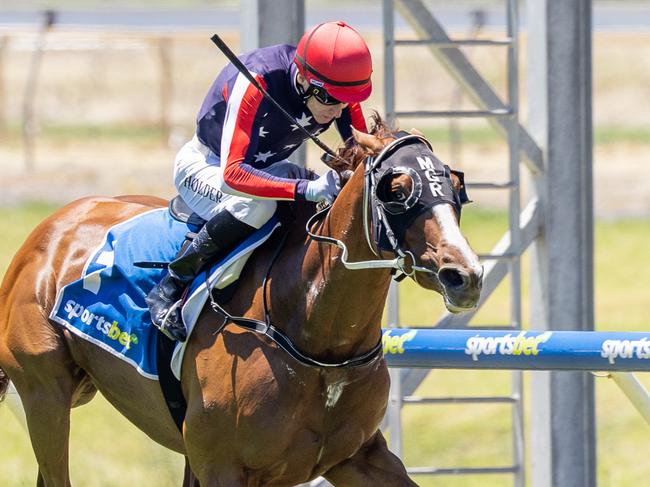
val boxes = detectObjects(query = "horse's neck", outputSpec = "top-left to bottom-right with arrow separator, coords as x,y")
289,170 -> 392,360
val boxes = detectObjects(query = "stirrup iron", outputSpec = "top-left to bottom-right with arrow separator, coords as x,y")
156,300 -> 187,342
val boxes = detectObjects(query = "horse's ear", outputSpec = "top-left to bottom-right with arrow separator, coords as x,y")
450,171 -> 462,194
450,168 -> 472,205
409,127 -> 424,137
351,126 -> 384,153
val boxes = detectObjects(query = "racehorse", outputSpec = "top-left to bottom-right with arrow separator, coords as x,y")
0,115 -> 482,486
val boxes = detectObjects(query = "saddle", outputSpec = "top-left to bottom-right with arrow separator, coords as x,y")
49,198 -> 282,431
168,195 -> 206,228
164,196 -> 241,304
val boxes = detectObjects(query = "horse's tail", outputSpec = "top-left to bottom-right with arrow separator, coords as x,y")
0,366 -> 9,403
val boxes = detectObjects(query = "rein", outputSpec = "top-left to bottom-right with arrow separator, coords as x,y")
207,230 -> 383,369
306,207 -> 421,277
203,135 -> 457,369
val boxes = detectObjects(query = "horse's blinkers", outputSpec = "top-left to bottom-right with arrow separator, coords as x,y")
367,133 -> 470,252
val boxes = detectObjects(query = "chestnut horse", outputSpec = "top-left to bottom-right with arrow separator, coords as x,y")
0,118 -> 482,486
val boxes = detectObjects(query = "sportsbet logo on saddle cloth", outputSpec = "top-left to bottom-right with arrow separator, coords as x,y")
49,208 -> 279,379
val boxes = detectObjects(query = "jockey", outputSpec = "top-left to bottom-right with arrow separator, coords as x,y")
146,21 -> 373,341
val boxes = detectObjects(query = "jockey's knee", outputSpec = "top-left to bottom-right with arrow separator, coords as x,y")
223,199 -> 277,229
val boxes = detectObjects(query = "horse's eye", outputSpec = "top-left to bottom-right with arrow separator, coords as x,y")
393,189 -> 407,202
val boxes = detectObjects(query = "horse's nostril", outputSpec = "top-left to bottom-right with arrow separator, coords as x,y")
438,267 -> 468,289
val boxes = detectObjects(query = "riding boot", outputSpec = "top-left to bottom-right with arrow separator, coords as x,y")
146,210 -> 256,342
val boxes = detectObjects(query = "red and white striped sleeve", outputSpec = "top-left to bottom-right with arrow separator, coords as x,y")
348,102 -> 368,133
219,72 -> 304,200
334,102 -> 368,142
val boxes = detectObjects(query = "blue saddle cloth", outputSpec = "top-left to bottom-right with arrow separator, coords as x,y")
49,208 -> 279,379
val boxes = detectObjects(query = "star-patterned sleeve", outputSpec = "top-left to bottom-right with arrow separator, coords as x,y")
219,72 -> 309,201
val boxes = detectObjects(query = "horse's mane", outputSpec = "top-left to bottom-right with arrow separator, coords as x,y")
332,112 -> 395,172
276,112 -> 394,227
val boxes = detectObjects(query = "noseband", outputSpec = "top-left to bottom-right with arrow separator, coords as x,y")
307,133 -> 467,279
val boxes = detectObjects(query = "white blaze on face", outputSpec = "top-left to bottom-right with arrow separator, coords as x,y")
432,204 -> 482,275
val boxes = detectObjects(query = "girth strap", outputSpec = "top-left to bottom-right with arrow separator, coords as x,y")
156,331 -> 187,432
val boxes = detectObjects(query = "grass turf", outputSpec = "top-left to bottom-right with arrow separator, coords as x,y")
0,203 -> 648,486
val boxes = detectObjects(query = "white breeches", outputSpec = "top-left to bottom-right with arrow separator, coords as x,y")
173,135 -> 313,229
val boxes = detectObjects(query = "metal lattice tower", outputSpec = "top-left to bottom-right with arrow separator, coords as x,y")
383,0 -> 525,484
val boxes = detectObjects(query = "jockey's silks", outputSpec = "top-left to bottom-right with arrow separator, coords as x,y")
196,44 -> 367,201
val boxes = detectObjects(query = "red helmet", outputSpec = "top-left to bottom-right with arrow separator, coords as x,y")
294,21 -> 372,104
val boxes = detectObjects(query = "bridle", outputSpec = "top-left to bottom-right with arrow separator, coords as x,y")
306,134 -> 464,280
208,134 -> 467,369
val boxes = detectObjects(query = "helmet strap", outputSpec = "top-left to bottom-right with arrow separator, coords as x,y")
295,73 -> 314,104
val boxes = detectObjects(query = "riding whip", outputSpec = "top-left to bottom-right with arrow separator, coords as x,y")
210,34 -> 349,168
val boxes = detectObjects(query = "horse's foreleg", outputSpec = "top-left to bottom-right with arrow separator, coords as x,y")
182,457 -> 200,487
323,430 -> 418,487
185,453 -> 258,487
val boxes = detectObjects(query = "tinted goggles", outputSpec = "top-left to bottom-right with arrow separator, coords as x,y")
306,83 -> 343,105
